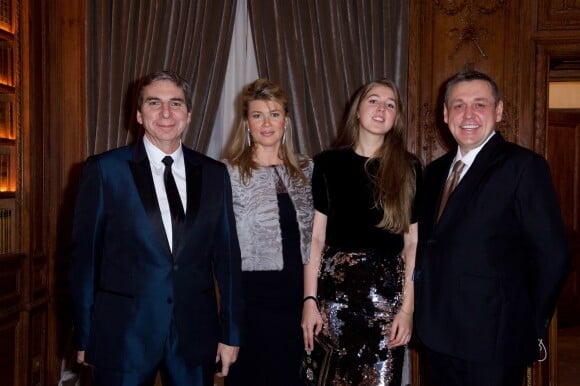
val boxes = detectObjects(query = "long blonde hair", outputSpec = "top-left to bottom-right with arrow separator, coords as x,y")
334,79 -> 417,233
224,78 -> 308,185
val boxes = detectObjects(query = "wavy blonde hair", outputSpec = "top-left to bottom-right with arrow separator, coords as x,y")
223,78 -> 308,185
334,79 -> 418,233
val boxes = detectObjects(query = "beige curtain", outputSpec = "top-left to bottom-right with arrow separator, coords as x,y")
248,0 -> 409,156
86,0 -> 237,155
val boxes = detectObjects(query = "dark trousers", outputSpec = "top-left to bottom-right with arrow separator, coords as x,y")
93,321 -> 214,386
427,349 -> 526,386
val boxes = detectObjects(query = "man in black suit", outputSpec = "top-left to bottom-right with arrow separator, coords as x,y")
414,70 -> 570,386
69,71 -> 243,386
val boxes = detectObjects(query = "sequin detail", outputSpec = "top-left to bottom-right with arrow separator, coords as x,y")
318,248 -> 405,386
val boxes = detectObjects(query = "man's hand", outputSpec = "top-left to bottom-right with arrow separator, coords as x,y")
215,343 -> 239,377
76,350 -> 89,366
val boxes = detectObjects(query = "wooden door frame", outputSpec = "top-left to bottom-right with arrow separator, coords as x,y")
533,38 -> 580,155
533,37 -> 580,386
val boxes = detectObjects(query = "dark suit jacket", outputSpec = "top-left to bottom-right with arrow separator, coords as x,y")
69,140 -> 243,371
414,133 -> 570,365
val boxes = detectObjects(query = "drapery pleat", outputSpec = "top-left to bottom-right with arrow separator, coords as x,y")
86,0 -> 237,155
248,1 -> 409,156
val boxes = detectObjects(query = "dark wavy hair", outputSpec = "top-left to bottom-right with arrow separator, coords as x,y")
137,70 -> 192,112
444,70 -> 501,106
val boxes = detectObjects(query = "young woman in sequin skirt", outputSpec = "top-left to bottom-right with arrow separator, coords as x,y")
302,79 -> 421,386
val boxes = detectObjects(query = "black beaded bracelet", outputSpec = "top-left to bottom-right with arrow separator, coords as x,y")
303,296 -> 319,308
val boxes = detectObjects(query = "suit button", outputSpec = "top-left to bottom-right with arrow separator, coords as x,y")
173,264 -> 179,271
167,298 -> 173,304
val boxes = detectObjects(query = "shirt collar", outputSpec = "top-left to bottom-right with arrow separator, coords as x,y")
143,136 -> 184,168
454,131 -> 496,167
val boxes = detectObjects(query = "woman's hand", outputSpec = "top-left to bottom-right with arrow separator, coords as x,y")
388,309 -> 413,348
301,299 -> 324,351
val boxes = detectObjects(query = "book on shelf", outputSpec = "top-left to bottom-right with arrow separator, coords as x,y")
0,0 -> 12,32
0,94 -> 12,138
0,206 -> 12,253
0,150 -> 9,191
0,40 -> 13,86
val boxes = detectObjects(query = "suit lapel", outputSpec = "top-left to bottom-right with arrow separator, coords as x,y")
184,150 -> 202,222
437,133 -> 506,228
129,141 -> 172,256
173,148 -> 202,258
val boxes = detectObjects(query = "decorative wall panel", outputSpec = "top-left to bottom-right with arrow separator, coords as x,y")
538,0 -> 580,30
408,0 -> 533,164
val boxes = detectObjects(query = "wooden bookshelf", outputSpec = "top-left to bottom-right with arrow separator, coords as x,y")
0,3 -> 21,385
0,0 -> 16,256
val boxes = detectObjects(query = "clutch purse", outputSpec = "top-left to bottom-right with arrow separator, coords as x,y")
300,335 -> 338,386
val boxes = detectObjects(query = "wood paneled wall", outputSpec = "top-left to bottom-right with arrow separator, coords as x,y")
408,0 -> 536,163
42,0 -> 87,384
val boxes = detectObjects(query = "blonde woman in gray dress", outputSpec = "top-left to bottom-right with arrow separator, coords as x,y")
223,79 -> 314,386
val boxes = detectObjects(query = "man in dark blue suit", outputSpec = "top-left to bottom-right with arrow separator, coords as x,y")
69,71 -> 243,386
414,70 -> 570,386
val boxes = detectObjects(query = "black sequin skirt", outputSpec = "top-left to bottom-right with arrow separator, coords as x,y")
318,247 -> 405,386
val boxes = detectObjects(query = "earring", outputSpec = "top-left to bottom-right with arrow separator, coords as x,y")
282,121 -> 288,144
244,121 -> 251,147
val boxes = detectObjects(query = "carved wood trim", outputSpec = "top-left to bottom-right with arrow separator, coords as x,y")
29,305 -> 47,386
535,46 -> 549,155
433,0 -> 509,60
408,0 -> 525,166
0,253 -> 24,314
0,311 -> 23,386
538,0 -> 580,31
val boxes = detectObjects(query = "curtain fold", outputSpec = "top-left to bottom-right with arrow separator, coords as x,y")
86,0 -> 237,155
207,0 -> 259,159
248,0 -> 409,156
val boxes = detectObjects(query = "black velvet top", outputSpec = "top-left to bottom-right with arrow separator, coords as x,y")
312,147 -> 421,256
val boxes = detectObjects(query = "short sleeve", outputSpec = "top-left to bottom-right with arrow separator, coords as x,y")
312,152 -> 329,215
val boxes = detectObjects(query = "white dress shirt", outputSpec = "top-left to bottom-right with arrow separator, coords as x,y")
143,136 -> 187,250
449,131 -> 496,181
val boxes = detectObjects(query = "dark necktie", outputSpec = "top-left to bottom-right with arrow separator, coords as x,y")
436,160 -> 465,222
162,156 -> 185,229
